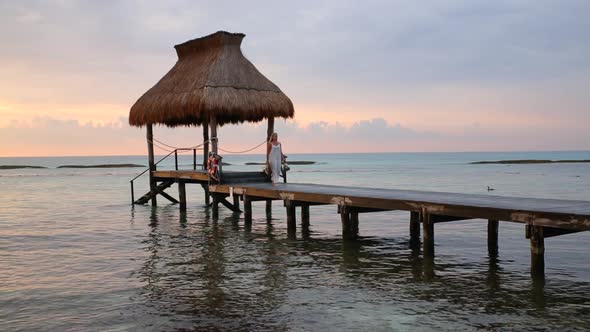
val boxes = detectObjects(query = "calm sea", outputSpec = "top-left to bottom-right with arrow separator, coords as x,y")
1,151 -> 589,331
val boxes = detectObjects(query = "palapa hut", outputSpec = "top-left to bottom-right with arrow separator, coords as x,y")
129,31 -> 294,206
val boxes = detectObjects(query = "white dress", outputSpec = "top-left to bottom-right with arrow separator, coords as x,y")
269,143 -> 282,183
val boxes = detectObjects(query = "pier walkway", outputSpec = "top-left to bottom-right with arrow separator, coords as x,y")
136,170 -> 590,277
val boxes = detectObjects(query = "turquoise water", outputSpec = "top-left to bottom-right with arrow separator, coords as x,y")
1,151 -> 589,331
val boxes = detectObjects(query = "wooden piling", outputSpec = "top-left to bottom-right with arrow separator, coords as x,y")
301,203 -> 310,229
529,225 -> 545,277
201,183 -> 211,206
178,181 -> 186,211
350,209 -> 359,236
212,194 -> 219,219
340,205 -> 357,240
244,195 -> 252,224
286,200 -> 296,233
488,219 -> 499,256
146,124 -> 157,207
266,199 -> 272,216
422,210 -> 434,257
233,195 -> 240,211
410,211 -> 420,248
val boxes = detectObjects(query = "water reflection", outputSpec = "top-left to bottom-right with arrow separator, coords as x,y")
131,209 -> 590,331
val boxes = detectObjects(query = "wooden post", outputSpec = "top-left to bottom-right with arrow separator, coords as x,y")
233,195 -> 240,211
488,219 -> 499,256
301,203 -> 310,229
529,225 -> 545,278
266,200 -> 272,216
410,211 -> 420,249
422,210 -> 434,257
146,124 -> 157,207
350,209 -> 359,238
267,116 -> 275,140
340,205 -> 356,240
212,194 -> 219,219
203,119 -> 209,170
266,116 -> 274,173
210,116 -> 218,155
201,183 -> 210,206
178,181 -> 186,211
244,195 -> 252,224
285,200 -> 296,233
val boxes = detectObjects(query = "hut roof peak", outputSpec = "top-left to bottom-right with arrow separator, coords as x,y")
174,31 -> 245,58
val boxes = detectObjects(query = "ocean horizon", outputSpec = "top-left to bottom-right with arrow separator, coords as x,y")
2,150 -> 589,331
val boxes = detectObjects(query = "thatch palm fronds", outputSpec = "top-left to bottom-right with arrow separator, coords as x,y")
129,31 -> 294,127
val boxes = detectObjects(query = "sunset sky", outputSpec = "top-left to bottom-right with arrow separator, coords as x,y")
1,0 -> 589,156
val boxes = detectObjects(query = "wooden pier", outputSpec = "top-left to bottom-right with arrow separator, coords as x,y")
134,170 -> 590,278
126,32 -> 589,280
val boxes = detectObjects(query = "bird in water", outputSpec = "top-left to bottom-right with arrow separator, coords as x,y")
487,186 -> 495,191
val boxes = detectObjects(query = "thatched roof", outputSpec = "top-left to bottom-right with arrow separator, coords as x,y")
129,31 -> 294,127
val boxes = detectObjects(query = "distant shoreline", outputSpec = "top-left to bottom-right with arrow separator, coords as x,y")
471,159 -> 590,165
0,165 -> 48,170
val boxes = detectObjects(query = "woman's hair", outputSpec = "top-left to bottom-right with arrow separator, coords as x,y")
269,132 -> 278,143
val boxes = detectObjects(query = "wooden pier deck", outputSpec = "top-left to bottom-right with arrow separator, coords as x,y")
140,170 -> 590,277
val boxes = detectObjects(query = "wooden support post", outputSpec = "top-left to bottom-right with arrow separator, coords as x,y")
266,199 -> 272,216
422,210 -> 434,257
210,116 -> 218,155
285,200 -> 296,233
212,194 -> 219,219
488,219 -> 499,256
301,203 -> 310,229
201,183 -> 210,206
233,195 -> 240,211
146,124 -> 157,207
409,211 -> 420,249
350,209 -> 359,236
529,225 -> 545,278
244,195 -> 252,224
267,116 -> 275,140
340,205 -> 356,240
178,181 -> 186,211
203,119 -> 209,170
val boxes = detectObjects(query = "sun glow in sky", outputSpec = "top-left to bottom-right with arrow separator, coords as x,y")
1,1 -> 589,156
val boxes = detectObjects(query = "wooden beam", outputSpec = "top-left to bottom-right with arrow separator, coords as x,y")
526,225 -> 582,238
146,124 -> 156,207
349,207 -> 392,213
431,214 -> 472,223
422,211 -> 434,257
528,225 -> 545,277
154,186 -> 179,204
488,219 -> 499,256
178,181 -> 186,211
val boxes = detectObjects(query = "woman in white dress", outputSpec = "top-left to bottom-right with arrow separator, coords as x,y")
266,132 -> 286,186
